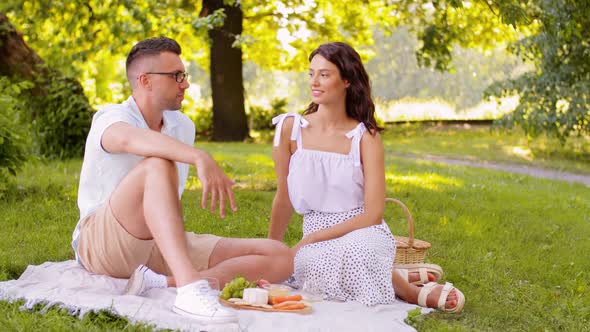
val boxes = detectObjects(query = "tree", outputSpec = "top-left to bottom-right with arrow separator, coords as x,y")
2,0 -> 531,141
197,0 -> 389,140
0,13 -> 44,87
365,27 -> 521,110
0,13 -> 92,158
0,1 -> 233,138
401,0 -> 589,141
201,0 -> 249,141
486,0 -> 590,141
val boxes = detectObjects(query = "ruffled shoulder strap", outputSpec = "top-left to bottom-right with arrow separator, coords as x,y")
271,112 -> 310,148
345,122 -> 367,166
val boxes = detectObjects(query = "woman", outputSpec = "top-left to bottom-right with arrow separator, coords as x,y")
269,42 -> 464,312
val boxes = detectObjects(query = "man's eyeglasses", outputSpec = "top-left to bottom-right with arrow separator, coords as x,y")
144,71 -> 188,83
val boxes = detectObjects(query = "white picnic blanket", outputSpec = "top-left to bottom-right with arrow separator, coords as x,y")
0,261 -> 429,331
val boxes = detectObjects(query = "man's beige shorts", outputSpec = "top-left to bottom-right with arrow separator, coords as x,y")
77,202 -> 221,278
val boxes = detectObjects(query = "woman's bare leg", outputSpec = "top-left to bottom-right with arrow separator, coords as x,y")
161,238 -> 292,287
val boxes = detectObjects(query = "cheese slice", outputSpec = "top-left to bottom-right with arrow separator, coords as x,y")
243,288 -> 269,305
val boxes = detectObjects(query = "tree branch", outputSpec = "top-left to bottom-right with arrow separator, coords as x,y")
478,0 -> 498,16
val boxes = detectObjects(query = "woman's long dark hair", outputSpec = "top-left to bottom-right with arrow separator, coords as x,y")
304,42 -> 383,134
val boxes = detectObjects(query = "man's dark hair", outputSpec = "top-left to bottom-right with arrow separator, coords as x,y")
126,37 -> 182,74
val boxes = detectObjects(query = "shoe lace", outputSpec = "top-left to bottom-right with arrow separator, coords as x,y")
191,283 -> 223,309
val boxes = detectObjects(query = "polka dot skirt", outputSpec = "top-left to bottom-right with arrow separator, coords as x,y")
293,206 -> 397,306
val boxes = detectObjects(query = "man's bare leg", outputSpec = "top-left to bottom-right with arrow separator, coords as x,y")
110,157 -> 200,286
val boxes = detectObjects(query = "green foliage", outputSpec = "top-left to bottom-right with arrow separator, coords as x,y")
383,0 -> 524,72
2,0 -> 214,107
183,103 -> 213,140
388,0 -> 588,142
194,107 -> 214,139
0,77 -> 30,197
23,72 -> 94,159
417,17 -> 457,71
191,6 -> 226,31
486,0 -> 590,143
4,0 -> 587,144
248,98 -> 287,130
366,28 -> 522,110
241,1 -> 379,72
4,1 -> 402,102
1,1 -> 211,75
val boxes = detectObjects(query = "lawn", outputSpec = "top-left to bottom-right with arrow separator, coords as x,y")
1,124 -> 589,331
383,123 -> 590,174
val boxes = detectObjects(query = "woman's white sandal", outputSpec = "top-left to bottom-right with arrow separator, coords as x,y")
395,263 -> 444,286
417,282 -> 465,313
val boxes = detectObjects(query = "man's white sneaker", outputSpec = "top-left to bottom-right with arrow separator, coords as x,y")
123,265 -> 166,296
173,280 -> 237,324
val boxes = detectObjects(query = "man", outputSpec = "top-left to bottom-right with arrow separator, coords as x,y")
72,37 -> 292,324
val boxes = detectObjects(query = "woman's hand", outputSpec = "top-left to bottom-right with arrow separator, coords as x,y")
290,233 -> 318,255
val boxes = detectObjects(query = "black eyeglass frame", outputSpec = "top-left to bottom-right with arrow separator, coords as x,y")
144,71 -> 188,83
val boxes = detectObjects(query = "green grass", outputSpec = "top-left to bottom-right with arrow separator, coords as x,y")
1,125 -> 589,331
383,123 -> 590,174
0,301 -> 158,331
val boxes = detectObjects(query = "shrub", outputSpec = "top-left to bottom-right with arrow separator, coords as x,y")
0,77 -> 30,197
248,98 -> 288,130
26,72 -> 94,159
183,101 -> 213,140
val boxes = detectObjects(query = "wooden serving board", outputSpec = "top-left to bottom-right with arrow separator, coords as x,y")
219,298 -> 312,315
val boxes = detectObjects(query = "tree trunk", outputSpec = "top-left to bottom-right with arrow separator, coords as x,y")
0,13 -> 47,96
202,0 -> 249,141
0,13 -> 92,158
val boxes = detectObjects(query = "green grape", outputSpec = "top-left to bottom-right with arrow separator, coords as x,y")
220,275 -> 256,300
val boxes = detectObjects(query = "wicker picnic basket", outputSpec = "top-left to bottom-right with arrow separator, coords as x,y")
386,198 -> 432,265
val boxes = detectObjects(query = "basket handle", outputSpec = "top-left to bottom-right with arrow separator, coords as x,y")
385,198 -> 414,247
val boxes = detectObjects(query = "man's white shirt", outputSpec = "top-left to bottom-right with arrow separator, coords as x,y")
72,96 -> 195,262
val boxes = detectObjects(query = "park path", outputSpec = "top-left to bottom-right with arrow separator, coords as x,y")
392,153 -> 590,187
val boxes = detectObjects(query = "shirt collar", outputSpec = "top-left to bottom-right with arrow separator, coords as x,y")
125,96 -> 180,131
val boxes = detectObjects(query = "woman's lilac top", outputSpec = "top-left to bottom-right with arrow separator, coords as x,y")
272,112 -> 366,215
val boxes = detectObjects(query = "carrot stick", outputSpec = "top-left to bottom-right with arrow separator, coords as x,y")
287,295 -> 303,302
269,296 -> 286,305
269,295 -> 303,305
272,300 -> 304,309
277,303 -> 306,310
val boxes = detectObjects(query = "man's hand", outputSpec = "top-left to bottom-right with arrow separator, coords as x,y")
195,153 -> 237,218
